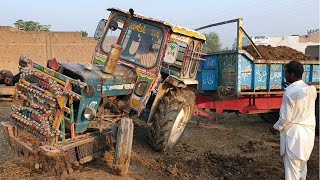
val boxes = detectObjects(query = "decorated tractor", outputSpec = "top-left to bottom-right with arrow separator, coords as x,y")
1,8 -> 205,175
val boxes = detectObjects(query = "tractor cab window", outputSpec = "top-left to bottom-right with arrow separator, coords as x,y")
121,21 -> 163,68
101,16 -> 125,53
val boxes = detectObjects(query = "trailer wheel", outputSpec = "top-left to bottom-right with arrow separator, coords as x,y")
113,117 -> 134,175
150,88 -> 195,152
258,111 -> 279,124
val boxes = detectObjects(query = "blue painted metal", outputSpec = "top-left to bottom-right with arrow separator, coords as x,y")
312,65 -> 320,89
198,50 -> 320,93
254,64 -> 267,91
197,70 -> 218,90
198,55 -> 219,90
201,55 -> 219,70
238,56 -> 252,91
60,62 -> 138,133
302,65 -> 310,83
269,64 -> 282,90
218,53 -> 237,87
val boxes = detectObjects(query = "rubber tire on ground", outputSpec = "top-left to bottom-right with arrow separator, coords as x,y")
150,88 -> 195,152
258,111 -> 279,124
0,70 -> 13,86
113,117 -> 134,175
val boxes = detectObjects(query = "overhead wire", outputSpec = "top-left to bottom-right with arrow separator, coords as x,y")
246,0 -> 314,22
192,0 -> 315,30
194,0 -> 315,37
191,0 -> 292,27
193,0 -> 316,49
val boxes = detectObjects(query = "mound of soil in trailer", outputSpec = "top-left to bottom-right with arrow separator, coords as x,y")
243,45 -> 315,60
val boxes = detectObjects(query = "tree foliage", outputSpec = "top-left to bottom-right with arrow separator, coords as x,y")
202,32 -> 222,53
80,31 -> 88,37
14,20 -> 51,31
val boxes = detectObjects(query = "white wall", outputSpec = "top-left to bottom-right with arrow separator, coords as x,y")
245,32 -> 320,54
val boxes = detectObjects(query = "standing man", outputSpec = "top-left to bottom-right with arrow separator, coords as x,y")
270,60 -> 317,180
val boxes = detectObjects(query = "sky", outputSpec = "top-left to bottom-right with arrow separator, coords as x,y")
0,0 -> 319,47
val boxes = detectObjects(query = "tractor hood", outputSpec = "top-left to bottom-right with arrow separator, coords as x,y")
60,62 -> 137,97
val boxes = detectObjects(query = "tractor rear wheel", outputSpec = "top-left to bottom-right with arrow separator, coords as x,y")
113,117 -> 134,175
150,88 -> 195,152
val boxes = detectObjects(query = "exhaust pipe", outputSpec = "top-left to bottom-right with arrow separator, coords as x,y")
103,8 -> 133,74
103,44 -> 123,74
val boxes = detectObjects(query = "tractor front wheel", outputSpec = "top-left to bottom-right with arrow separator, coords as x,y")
150,88 -> 195,152
113,117 -> 134,175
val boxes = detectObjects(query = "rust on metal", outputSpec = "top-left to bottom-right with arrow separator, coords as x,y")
103,44 -> 123,74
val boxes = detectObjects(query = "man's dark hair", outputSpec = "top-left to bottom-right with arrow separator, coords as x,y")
285,60 -> 304,79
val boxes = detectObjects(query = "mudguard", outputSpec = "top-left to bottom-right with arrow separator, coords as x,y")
147,76 -> 198,123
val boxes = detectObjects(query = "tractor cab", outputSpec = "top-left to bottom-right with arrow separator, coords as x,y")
92,8 -> 206,82
92,8 -> 165,71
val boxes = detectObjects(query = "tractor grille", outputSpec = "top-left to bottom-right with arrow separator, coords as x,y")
11,58 -> 86,143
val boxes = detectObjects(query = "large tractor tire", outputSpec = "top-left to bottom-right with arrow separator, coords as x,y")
113,117 -> 134,175
0,70 -> 13,86
150,88 -> 195,152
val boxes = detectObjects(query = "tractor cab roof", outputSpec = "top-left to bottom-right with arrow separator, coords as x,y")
107,8 -> 206,41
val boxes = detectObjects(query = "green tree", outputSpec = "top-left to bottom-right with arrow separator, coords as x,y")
80,31 -> 88,37
203,32 -> 222,53
14,20 -> 51,31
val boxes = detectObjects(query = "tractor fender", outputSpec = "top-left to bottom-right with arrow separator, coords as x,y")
147,76 -> 198,123
164,75 -> 198,88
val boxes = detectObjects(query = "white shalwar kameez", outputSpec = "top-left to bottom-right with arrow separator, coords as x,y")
273,80 -> 317,180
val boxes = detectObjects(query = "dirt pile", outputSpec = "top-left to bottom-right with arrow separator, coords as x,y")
243,45 -> 315,60
158,150 -> 277,180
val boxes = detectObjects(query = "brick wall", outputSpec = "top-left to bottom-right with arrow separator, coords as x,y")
0,26 -> 97,74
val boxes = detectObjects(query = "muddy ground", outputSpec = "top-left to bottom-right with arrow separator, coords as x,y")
0,101 -> 318,180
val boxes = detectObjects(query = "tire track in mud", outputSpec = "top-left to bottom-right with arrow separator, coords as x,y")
0,103 -> 318,180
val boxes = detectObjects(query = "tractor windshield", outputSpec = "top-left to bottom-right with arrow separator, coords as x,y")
101,15 -> 163,68
121,20 -> 163,68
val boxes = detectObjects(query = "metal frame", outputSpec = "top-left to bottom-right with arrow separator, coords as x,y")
194,94 -> 283,120
196,18 -> 262,57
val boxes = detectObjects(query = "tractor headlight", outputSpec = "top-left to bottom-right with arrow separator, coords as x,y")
134,81 -> 148,97
83,107 -> 96,121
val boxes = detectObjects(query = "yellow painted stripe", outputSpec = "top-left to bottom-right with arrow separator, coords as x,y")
34,69 -> 66,85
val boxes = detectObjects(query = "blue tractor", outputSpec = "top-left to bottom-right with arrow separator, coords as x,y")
1,8 -> 206,175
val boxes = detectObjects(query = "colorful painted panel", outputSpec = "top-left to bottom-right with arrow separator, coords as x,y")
254,64 -> 267,90
269,64 -> 282,90
130,69 -> 156,113
218,54 -> 237,87
197,55 -> 218,90
302,65 -> 310,82
197,70 -> 218,90
201,54 -> 218,70
238,55 -> 252,92
108,8 -> 206,41
311,64 -> 319,89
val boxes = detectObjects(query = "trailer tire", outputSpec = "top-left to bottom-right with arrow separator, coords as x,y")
150,88 -> 195,152
258,111 -> 279,124
113,117 -> 134,175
